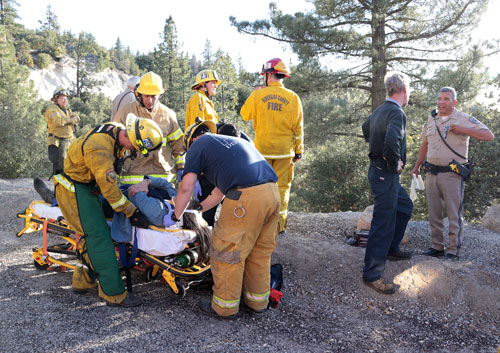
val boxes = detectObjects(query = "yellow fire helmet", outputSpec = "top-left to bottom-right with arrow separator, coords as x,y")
192,69 -> 222,90
184,117 -> 217,150
125,113 -> 163,157
52,87 -> 70,100
136,72 -> 165,96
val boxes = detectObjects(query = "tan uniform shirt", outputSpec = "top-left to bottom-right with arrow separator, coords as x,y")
45,103 -> 79,144
111,90 -> 137,120
113,101 -> 184,184
421,108 -> 489,166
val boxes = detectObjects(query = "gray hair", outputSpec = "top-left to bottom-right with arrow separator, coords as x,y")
127,76 -> 140,90
438,87 -> 457,101
384,71 -> 411,97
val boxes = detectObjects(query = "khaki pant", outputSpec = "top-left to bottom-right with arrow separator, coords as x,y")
425,172 -> 464,255
209,182 -> 280,316
266,157 -> 293,232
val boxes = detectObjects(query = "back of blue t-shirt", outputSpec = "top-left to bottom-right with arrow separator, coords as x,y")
183,134 -> 278,194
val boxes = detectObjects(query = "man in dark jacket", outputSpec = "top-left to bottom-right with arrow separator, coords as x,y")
361,71 -> 414,294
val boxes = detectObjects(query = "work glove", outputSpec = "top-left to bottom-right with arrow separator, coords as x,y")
176,168 -> 184,183
293,153 -> 302,163
130,209 -> 152,229
163,210 -> 180,228
193,180 -> 202,201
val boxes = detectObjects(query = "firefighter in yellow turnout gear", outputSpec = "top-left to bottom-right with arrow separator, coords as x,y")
185,69 -> 221,132
113,71 -> 185,185
167,120 -> 280,318
45,88 -> 80,175
240,58 -> 304,233
54,115 -> 162,307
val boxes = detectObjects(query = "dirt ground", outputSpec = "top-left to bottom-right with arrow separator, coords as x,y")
0,178 -> 499,353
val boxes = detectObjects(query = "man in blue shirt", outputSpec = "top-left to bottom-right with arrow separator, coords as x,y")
361,71 -> 414,294
166,120 -> 279,318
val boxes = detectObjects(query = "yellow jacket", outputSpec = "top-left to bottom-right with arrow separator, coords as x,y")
55,123 -> 136,217
45,103 -> 79,144
240,81 -> 303,159
185,90 -> 219,132
113,101 -> 185,184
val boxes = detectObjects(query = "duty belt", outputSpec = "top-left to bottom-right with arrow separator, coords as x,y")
226,180 -> 275,200
423,161 -> 452,175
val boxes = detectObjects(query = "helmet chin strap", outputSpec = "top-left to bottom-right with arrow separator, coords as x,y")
202,83 -> 212,99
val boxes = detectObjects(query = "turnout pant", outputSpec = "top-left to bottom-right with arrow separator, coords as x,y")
265,157 -> 294,232
363,166 -> 413,282
55,181 -> 127,304
209,182 -> 280,316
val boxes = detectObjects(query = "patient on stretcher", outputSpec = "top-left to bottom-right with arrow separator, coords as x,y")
32,176 -> 211,258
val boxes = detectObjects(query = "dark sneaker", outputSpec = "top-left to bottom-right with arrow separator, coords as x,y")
106,293 -> 143,307
198,298 -> 237,320
445,253 -> 459,261
278,231 -> 286,236
387,251 -> 412,261
362,278 -> 397,294
422,247 -> 445,257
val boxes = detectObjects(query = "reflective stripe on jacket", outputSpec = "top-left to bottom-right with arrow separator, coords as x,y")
61,123 -> 136,217
113,101 -> 185,181
45,103 -> 78,141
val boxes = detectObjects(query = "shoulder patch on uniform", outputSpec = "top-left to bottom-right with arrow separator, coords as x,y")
469,117 -> 481,124
105,168 -> 117,183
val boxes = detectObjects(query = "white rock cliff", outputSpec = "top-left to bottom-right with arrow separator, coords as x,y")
28,57 -> 129,100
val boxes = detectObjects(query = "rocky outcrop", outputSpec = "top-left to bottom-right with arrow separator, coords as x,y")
28,56 -> 129,100
481,203 -> 500,233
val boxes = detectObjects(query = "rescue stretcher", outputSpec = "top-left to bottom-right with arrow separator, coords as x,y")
16,201 -> 211,297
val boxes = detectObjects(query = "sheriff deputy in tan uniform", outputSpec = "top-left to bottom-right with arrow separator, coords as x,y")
240,58 -> 304,235
410,87 -> 494,260
45,88 -> 80,175
113,72 -> 185,185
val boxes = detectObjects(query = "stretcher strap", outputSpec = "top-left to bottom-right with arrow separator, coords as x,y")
118,228 -> 138,269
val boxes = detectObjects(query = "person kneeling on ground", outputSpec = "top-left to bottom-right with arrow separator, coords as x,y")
53,114 -> 162,307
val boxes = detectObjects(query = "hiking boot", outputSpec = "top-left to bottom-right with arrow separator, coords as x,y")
34,176 -> 55,204
198,298 -> 237,320
387,250 -> 412,261
362,278 -> 397,294
445,253 -> 459,261
422,248 -> 445,257
106,293 -> 143,307
278,231 -> 286,236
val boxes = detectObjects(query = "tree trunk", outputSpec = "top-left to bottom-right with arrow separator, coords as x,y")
370,1 -> 387,111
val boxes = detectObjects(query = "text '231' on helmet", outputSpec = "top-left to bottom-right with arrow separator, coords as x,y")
261,58 -> 291,77
192,69 -> 222,90
126,113 -> 163,157
184,117 -> 217,150
136,72 -> 165,96
52,87 -> 70,100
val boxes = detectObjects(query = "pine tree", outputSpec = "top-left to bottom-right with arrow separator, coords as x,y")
231,0 -> 496,111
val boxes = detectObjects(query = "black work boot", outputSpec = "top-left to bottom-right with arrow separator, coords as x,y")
34,176 -> 55,204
